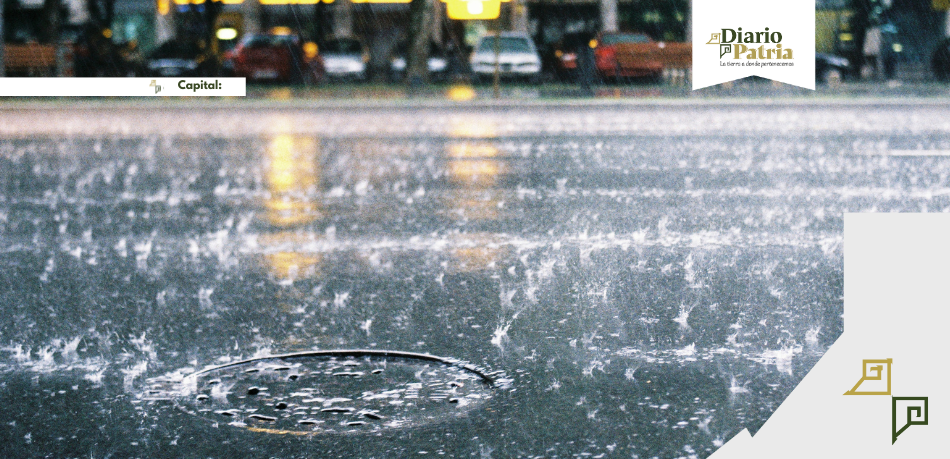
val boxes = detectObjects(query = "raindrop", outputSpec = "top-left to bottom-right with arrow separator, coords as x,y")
321,407 -> 355,414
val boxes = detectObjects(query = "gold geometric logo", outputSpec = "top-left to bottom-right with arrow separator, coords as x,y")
844,358 -> 892,395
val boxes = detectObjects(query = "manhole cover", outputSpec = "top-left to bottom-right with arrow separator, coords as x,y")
148,350 -> 500,435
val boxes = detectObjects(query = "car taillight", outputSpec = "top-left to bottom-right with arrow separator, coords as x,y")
594,45 -> 615,62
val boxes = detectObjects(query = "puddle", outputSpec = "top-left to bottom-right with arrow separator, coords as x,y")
147,350 -> 500,435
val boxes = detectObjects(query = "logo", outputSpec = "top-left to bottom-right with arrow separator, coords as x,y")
149,79 -> 162,94
843,358 -> 929,444
706,28 -> 794,67
843,358 -> 892,395
691,0 -> 814,90
892,397 -> 928,444
178,80 -> 223,92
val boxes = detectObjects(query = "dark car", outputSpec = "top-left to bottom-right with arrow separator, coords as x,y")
146,41 -> 216,77
226,33 -> 324,84
545,32 -> 596,82
389,41 -> 449,83
816,53 -> 849,84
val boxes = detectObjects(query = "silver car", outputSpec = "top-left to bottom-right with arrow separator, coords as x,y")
469,32 -> 542,83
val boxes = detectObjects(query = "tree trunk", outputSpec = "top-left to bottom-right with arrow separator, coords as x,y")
0,0 -> 5,78
848,0 -> 872,79
406,0 -> 432,86
42,0 -> 60,43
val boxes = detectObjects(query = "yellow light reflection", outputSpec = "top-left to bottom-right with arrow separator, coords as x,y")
443,139 -> 507,224
258,133 -> 325,283
264,134 -> 322,227
448,118 -> 498,139
447,232 -> 509,273
446,85 -> 476,101
258,232 -> 324,281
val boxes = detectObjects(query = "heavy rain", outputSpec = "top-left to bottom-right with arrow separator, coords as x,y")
3,0 -> 950,456
2,100 -> 950,457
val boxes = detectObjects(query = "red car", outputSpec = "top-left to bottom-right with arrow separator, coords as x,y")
227,33 -> 324,84
592,32 -> 664,81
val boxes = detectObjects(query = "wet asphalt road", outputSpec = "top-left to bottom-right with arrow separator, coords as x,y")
1,100 -> 949,458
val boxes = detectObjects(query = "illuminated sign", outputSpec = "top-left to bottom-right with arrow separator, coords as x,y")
441,0 -> 510,20
216,28 -> 238,40
173,0 -> 244,5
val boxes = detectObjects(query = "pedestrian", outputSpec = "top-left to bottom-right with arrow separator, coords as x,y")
863,25 -> 881,80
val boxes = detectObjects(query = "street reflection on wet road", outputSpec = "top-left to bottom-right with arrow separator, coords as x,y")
3,102 -> 949,457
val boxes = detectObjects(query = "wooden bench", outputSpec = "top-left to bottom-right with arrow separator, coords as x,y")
4,44 -> 59,76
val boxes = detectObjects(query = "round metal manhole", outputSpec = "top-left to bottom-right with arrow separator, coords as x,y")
153,350 -> 500,435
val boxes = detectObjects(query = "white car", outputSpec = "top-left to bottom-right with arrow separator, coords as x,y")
469,32 -> 542,83
321,38 -> 368,82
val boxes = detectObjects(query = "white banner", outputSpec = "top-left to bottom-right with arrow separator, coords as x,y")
0,78 -> 246,97
692,0 -> 815,90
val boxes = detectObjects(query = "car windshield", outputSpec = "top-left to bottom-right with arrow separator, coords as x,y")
322,39 -> 363,54
243,35 -> 297,48
601,33 -> 651,45
477,36 -> 533,53
149,41 -> 202,59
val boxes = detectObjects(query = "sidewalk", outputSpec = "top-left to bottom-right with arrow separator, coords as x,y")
242,79 -> 950,102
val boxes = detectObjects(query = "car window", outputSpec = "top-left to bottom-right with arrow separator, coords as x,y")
323,39 -> 363,54
149,42 -> 201,59
476,37 -> 533,53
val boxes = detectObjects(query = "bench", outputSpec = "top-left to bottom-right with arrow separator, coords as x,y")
613,42 -> 692,85
4,44 -> 59,76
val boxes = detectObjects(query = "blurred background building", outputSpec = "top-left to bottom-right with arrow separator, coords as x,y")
1,0 -> 949,81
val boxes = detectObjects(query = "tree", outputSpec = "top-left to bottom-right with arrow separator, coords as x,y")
847,0 -> 873,78
40,0 -> 61,43
405,0 -> 433,87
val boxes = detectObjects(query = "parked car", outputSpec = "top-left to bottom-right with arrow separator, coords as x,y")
816,53 -> 849,84
545,32 -> 596,82
469,32 -> 542,84
226,33 -> 324,84
321,37 -> 369,82
146,40 -> 216,77
592,32 -> 663,81
389,41 -> 449,82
